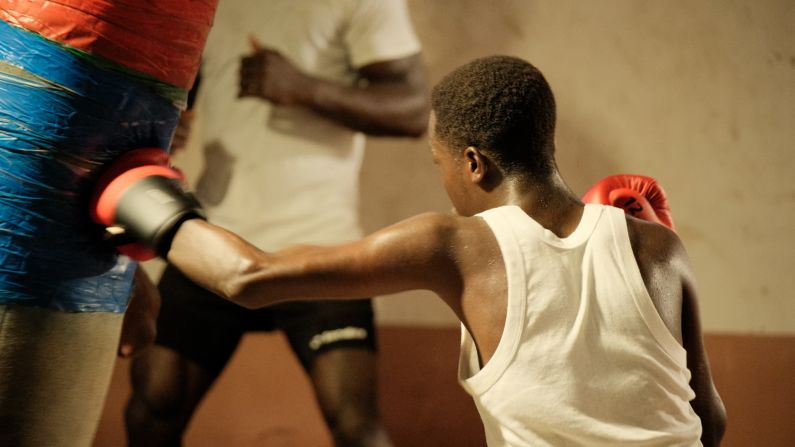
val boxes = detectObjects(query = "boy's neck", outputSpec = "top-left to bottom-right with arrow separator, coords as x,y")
491,172 -> 585,238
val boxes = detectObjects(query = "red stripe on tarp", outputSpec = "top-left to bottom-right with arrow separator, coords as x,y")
0,0 -> 217,88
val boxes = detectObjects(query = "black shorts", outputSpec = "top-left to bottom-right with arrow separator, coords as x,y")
154,265 -> 376,375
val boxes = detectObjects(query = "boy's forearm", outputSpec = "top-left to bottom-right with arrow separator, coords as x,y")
165,213 -> 454,311
166,219 -> 387,309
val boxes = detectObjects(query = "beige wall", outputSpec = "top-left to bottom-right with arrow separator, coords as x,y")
167,0 -> 795,333
359,0 -> 795,333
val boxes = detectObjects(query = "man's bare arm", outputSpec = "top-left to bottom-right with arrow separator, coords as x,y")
308,55 -> 429,136
167,213 -> 461,310
239,48 -> 429,137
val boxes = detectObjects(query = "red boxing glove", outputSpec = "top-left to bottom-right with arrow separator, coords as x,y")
90,148 -> 191,261
581,174 -> 675,231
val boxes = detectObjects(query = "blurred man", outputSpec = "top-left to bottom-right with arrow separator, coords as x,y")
125,1 -> 428,446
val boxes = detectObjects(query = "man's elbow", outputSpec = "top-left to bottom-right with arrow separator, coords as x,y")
404,98 -> 430,137
407,113 -> 429,137
379,92 -> 429,138
364,118 -> 426,138
389,107 -> 429,138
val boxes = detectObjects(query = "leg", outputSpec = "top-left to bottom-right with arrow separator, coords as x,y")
312,348 -> 392,447
125,345 -> 219,447
125,265 -> 247,447
118,268 -> 161,358
277,299 -> 392,447
0,304 -> 123,447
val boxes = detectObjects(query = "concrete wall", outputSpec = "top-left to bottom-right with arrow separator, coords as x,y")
360,0 -> 795,334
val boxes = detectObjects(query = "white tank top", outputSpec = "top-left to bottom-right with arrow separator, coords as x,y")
459,204 -> 702,446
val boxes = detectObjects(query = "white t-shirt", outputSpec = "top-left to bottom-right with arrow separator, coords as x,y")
197,0 -> 421,250
460,205 -> 703,446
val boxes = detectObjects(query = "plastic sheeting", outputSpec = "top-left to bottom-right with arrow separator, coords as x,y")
0,0 -> 217,89
0,19 -> 182,312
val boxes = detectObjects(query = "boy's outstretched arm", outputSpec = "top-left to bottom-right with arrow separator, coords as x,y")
89,147 -> 460,309
167,213 -> 464,311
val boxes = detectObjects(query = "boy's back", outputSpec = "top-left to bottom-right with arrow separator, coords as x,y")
456,204 -> 703,446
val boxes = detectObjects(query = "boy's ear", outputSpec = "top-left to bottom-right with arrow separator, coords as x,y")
464,146 -> 488,184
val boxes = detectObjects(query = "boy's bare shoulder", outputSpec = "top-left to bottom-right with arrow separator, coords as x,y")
398,211 -> 490,235
625,215 -> 684,266
393,211 -> 497,256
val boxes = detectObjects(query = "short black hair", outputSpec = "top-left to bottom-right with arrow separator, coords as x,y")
431,55 -> 557,178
